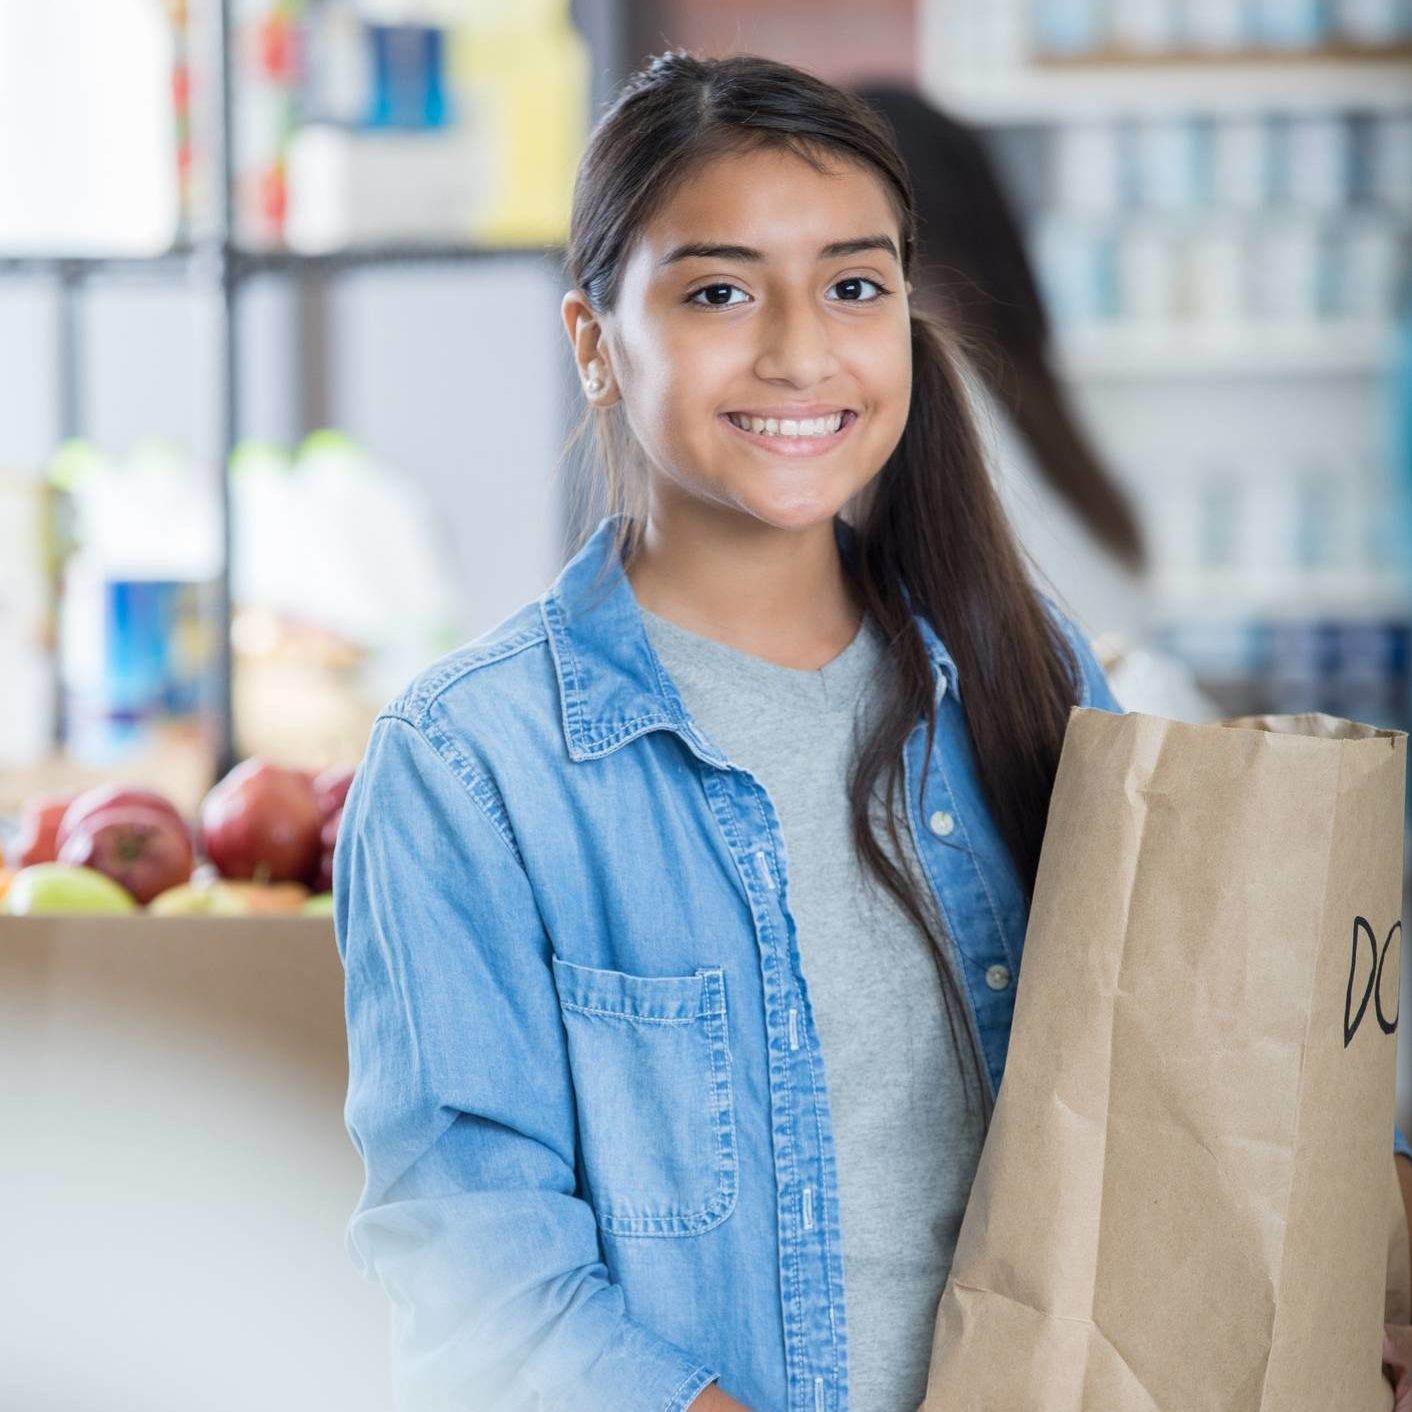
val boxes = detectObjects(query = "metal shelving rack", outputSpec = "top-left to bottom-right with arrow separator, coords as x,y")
0,0 -> 632,785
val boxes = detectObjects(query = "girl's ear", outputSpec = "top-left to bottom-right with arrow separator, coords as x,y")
561,290 -> 620,408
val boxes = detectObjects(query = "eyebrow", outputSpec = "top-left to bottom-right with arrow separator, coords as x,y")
657,233 -> 900,268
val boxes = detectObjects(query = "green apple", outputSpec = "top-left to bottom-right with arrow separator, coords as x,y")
3,863 -> 138,915
147,881 -> 249,916
301,891 -> 335,916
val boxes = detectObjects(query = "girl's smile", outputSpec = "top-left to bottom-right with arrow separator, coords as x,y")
718,407 -> 859,457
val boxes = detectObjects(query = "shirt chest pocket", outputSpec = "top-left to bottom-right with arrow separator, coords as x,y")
551,956 -> 738,1237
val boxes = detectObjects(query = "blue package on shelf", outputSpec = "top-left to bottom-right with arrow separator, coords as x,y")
1263,617 -> 1341,715
364,23 -> 449,130
1253,0 -> 1332,48
63,576 -> 215,764
1267,617 -> 1341,675
1338,618 -> 1409,679
105,580 -> 176,716
1031,0 -> 1106,55
1325,618 -> 1411,729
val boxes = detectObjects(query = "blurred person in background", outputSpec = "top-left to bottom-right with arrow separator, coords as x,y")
333,49 -> 1409,1412
856,84 -> 1221,725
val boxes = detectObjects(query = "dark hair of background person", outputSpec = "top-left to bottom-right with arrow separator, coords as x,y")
855,84 -> 1148,573
560,50 -> 1096,1127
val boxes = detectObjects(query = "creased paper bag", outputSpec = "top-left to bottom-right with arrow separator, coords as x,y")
923,709 -> 1408,1411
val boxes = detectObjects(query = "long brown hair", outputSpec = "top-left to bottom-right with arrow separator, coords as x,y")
557,50 -> 1086,1127
855,84 -> 1147,572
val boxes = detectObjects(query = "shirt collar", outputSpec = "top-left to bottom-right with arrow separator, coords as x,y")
540,511 -> 960,765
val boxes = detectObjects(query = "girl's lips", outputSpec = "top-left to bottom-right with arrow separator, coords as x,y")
718,409 -> 858,457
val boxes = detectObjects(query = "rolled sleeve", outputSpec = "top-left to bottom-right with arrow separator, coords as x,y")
333,710 -> 721,1411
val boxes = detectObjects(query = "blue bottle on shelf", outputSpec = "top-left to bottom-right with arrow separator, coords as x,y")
365,22 -> 449,130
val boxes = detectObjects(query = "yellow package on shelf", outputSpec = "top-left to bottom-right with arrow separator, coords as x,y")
451,0 -> 589,247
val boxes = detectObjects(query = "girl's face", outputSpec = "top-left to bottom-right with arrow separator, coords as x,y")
565,144 -> 913,533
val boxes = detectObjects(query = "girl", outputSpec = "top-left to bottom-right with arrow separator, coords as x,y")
333,50 -> 1405,1412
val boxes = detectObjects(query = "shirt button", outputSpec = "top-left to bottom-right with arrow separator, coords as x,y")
985,963 -> 1012,991
928,809 -> 955,837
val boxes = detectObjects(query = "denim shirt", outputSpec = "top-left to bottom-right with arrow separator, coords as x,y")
333,510 -> 1412,1412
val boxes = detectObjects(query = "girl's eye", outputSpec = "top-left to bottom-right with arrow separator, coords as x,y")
687,283 -> 750,308
827,276 -> 888,302
685,276 -> 891,308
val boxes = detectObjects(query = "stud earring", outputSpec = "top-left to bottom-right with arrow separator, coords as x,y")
584,359 -> 606,396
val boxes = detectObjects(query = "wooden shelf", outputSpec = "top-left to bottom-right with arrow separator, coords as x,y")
1032,41 -> 1412,68
1054,322 -> 1395,379
925,53 -> 1412,121
1150,573 -> 1412,617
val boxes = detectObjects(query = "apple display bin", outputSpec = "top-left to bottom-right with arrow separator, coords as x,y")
0,916 -> 390,1412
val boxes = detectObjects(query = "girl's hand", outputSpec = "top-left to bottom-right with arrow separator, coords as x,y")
1384,1323 -> 1412,1409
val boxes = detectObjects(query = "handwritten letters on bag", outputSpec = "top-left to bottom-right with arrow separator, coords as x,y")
1345,915 -> 1402,1047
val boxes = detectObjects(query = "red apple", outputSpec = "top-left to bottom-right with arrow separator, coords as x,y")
12,792 -> 80,867
57,784 -> 189,856
56,804 -> 194,905
311,765 -> 355,821
199,758 -> 322,883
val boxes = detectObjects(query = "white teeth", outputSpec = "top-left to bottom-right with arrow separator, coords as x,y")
728,412 -> 845,437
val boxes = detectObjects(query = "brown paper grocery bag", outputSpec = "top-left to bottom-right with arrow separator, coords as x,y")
923,708 -> 1408,1412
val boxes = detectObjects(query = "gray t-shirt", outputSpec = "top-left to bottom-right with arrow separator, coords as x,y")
639,602 -> 986,1412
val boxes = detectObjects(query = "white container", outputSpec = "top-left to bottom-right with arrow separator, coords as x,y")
1281,113 -> 1352,209
1248,217 -> 1326,319
1033,214 -> 1119,325
1333,0 -> 1407,44
1054,122 -> 1127,214
1333,214 -> 1403,317
1211,116 -> 1274,209
1368,113 -> 1412,213
1358,452 -> 1406,573
1115,219 -> 1182,322
1110,0 -> 1183,51
285,123 -> 487,251
1184,0 -> 1257,48
282,434 -> 464,705
1241,467 -> 1302,581
0,0 -> 179,254
302,0 -> 373,124
1186,218 -> 1250,322
1134,115 -> 1209,209
1196,469 -> 1242,572
1251,0 -> 1332,48
1147,472 -> 1206,577
1030,0 -> 1106,55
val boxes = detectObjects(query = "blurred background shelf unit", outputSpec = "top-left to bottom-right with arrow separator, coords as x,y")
0,0 -> 635,787
920,0 -> 1412,729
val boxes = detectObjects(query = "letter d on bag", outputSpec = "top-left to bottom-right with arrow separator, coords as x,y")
1346,915 -> 1401,1046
